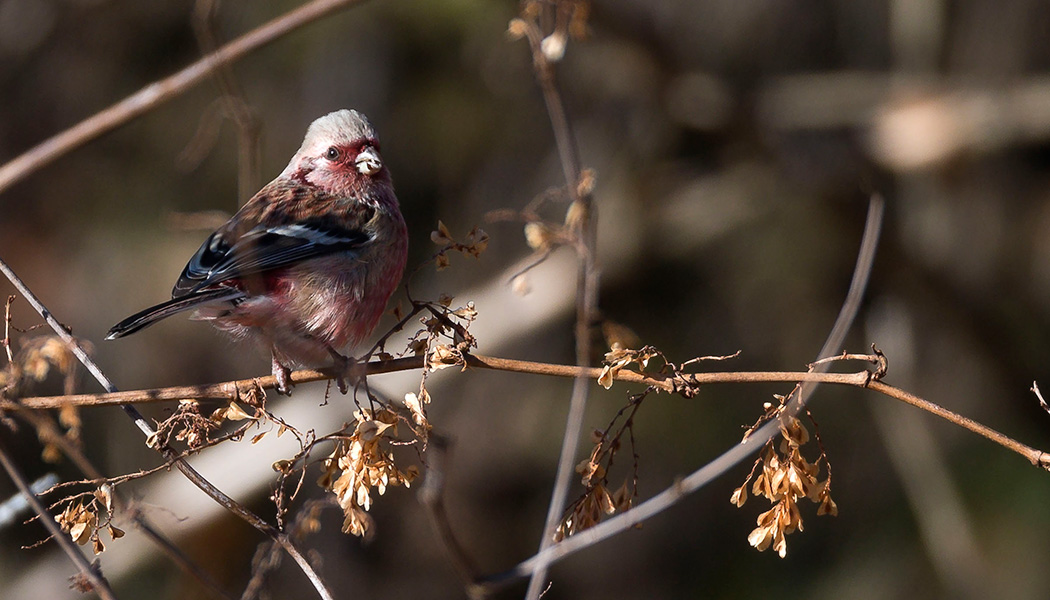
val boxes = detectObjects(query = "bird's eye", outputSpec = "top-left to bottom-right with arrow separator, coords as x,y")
325,146 -> 341,160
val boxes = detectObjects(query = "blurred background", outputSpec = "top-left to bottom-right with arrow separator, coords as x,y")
3,0 -> 1050,598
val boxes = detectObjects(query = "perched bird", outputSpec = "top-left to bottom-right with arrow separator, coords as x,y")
107,109 -> 408,394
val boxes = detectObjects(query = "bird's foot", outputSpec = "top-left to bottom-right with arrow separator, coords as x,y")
272,355 -> 293,395
327,347 -> 357,394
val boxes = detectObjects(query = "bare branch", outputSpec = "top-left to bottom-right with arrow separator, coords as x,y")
511,7 -> 600,596
1033,381 -> 1050,416
867,380 -> 1050,468
10,347 -> 1047,468
0,432 -> 117,600
9,353 -> 886,409
0,257 -> 335,600
0,0 -> 367,196
481,191 -> 888,590
3,295 -> 14,364
12,408 -> 236,600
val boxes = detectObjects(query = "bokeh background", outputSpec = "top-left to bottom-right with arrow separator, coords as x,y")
3,0 -> 1050,598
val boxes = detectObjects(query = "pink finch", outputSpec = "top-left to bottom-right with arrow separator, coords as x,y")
107,109 -> 408,394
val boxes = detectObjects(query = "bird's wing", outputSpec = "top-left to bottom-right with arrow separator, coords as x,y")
172,182 -> 376,297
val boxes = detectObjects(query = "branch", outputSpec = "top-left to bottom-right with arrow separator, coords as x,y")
11,353 -> 1048,471
482,191 -> 886,590
0,0 -> 367,196
512,9 -> 599,597
8,354 -> 871,409
0,432 -> 117,600
12,408 -> 235,600
0,257 -> 335,600
866,380 -> 1049,468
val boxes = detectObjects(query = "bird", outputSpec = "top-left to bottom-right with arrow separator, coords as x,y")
107,109 -> 408,394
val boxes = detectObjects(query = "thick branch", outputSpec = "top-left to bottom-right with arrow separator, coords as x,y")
10,352 -> 1047,469
11,354 -> 883,409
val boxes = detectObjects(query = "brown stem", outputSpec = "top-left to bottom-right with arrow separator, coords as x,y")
3,295 -> 14,363
516,12 -> 598,598
8,353 -> 883,409
867,380 -> 1050,468
8,353 -> 1048,488
11,348 -> 1044,464
0,257 -> 334,600
0,0 -> 367,196
419,436 -> 484,596
14,408 -> 235,600
0,431 -> 118,600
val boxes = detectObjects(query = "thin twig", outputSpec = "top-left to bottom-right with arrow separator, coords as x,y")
1033,381 -> 1050,416
191,0 -> 263,202
514,10 -> 598,597
419,435 -> 483,595
0,257 -> 334,600
867,380 -> 1050,468
8,362 -> 879,409
3,295 -> 14,363
10,352 -> 1048,467
0,432 -> 118,600
0,0 -> 367,196
480,192 -> 888,591
13,408 -> 235,600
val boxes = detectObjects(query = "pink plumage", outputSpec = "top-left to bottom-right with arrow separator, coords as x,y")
108,109 -> 408,393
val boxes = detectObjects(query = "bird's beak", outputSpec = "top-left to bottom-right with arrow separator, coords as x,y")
355,148 -> 382,176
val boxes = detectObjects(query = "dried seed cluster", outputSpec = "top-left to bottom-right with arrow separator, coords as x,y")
598,346 -> 659,389
318,409 -> 419,538
431,221 -> 489,270
555,447 -> 633,542
556,388 -> 646,542
0,335 -> 82,461
54,486 -> 124,555
732,414 -> 837,557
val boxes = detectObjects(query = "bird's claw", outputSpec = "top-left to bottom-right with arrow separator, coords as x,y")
272,355 -> 293,396
328,348 -> 356,394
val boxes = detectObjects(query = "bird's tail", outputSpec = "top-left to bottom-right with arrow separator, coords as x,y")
106,288 -> 243,339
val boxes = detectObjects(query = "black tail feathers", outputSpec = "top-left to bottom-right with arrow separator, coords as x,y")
106,288 -> 242,339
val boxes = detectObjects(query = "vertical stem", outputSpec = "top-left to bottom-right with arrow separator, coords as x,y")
520,14 -> 600,599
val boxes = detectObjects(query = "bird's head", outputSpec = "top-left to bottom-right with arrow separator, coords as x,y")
281,109 -> 390,198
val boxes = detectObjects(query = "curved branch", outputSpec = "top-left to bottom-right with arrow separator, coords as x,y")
0,433 -> 117,600
10,352 -> 1047,468
867,380 -> 1049,468
0,0 -> 367,196
0,257 -> 335,600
